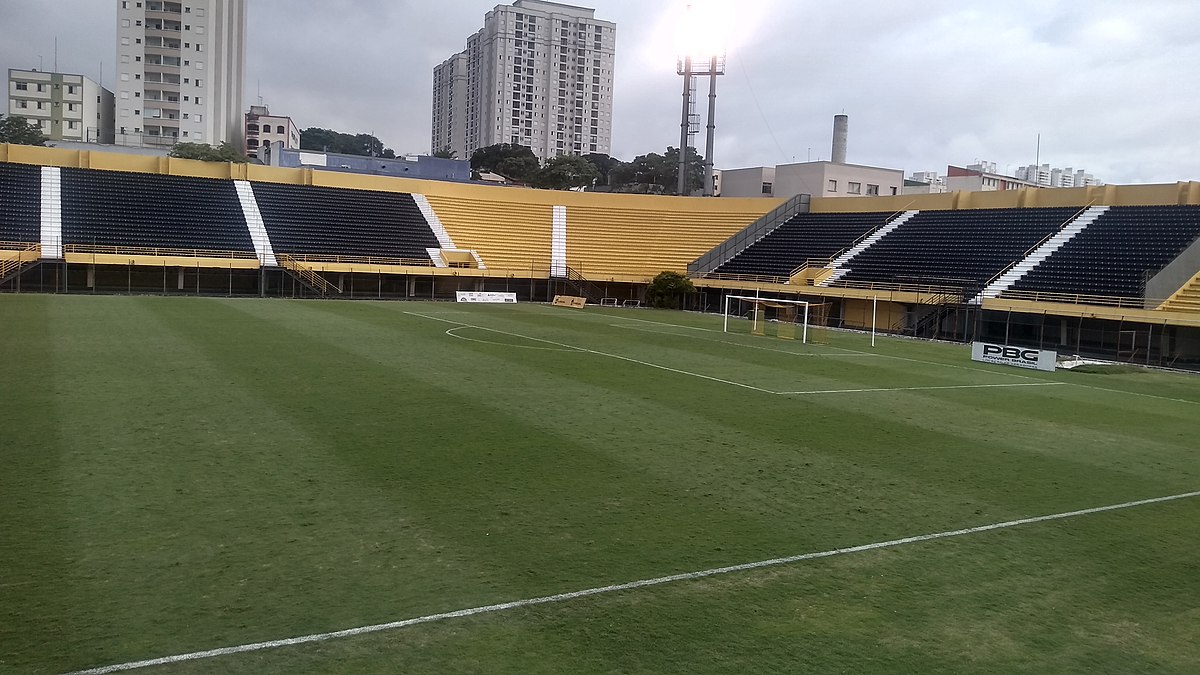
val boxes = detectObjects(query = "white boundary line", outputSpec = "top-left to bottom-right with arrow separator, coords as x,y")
445,326 -> 577,352
67,489 -> 1200,674
777,382 -> 1067,395
405,311 -> 777,394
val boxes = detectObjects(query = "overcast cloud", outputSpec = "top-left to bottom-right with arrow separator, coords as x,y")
2,0 -> 1198,184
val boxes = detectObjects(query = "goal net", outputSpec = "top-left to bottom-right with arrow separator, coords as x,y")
722,295 -> 831,344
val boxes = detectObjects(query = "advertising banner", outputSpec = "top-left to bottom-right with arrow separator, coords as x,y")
971,342 -> 1057,372
455,291 -> 517,303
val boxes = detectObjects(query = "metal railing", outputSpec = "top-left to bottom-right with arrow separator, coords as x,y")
279,252 -> 435,268
64,244 -> 258,259
0,242 -> 40,280
687,193 -> 810,277
994,289 -> 1163,310
277,254 -> 341,296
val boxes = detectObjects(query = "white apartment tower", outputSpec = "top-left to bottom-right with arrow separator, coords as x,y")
432,0 -> 616,162
115,0 -> 246,148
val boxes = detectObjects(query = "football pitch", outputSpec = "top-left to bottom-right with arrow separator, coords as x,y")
2,294 -> 1198,674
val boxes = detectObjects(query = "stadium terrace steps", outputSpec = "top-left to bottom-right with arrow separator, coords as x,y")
0,162 -> 42,245
565,205 -> 764,281
233,180 -> 277,267
975,205 -> 1108,302
1008,205 -> 1200,299
423,195 -> 553,274
820,210 -> 917,286
411,194 -> 457,250
39,167 -> 63,259
1157,274 -> 1200,312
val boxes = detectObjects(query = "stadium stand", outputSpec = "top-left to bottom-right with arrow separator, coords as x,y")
1008,205 -> 1200,299
0,162 -> 42,243
711,211 -> 893,279
834,207 -> 1079,288
421,194 -> 553,273
566,204 -> 773,281
250,182 -> 439,260
60,167 -> 253,252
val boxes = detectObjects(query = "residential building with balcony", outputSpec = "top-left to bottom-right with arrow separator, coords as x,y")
115,0 -> 245,148
8,68 -> 114,143
244,105 -> 299,158
432,0 -> 616,162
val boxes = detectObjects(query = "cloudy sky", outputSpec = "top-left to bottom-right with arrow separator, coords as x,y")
2,0 -> 1198,184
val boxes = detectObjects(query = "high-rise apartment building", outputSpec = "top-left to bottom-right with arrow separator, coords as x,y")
115,0 -> 246,148
433,0 -> 616,162
8,69 -> 115,143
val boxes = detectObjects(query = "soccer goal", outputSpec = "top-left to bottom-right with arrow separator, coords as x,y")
722,295 -> 831,343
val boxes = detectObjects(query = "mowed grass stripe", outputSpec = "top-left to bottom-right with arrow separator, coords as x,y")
71,492 -> 1200,674
1,296 -> 1197,673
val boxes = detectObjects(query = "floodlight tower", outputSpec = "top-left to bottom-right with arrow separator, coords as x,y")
676,18 -> 726,196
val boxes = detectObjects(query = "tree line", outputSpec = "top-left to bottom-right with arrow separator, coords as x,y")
466,143 -> 707,194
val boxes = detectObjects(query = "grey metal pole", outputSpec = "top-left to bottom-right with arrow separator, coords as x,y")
703,57 -> 718,197
678,57 -> 692,196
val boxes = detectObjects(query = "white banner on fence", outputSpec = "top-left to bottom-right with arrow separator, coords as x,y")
455,291 -> 517,304
971,342 -> 1057,372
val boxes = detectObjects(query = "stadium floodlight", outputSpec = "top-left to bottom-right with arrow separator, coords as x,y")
675,3 -> 727,197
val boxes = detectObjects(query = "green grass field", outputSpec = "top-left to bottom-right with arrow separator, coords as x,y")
2,294 -> 1198,674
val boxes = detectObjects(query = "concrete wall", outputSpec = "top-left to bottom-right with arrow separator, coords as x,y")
718,167 -> 775,198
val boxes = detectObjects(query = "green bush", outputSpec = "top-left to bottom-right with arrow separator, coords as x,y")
644,271 -> 695,309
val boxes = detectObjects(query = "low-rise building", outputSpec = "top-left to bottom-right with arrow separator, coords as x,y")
263,145 -> 471,182
944,163 -> 1036,192
244,105 -> 300,158
8,68 -> 115,143
719,161 -> 902,199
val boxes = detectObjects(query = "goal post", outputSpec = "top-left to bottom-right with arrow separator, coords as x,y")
723,295 -> 830,344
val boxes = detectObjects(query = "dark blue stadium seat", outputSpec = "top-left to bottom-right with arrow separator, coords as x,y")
713,211 -> 892,278
1009,205 -> 1200,298
250,182 -> 438,259
837,207 -> 1077,287
60,167 -> 253,251
0,162 -> 42,243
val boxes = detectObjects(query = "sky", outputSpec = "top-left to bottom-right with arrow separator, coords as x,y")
1,0 -> 1198,184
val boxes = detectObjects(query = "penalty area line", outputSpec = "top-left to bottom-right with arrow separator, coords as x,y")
777,382 -> 1067,395
404,311 -> 776,394
67,489 -> 1200,674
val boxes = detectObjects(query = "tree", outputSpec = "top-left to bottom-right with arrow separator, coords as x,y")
432,146 -> 458,159
532,155 -> 600,190
0,115 -> 48,146
644,271 -> 697,309
300,127 -> 395,158
168,141 -> 249,163
582,153 -> 622,186
609,146 -> 705,195
470,143 -> 540,182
